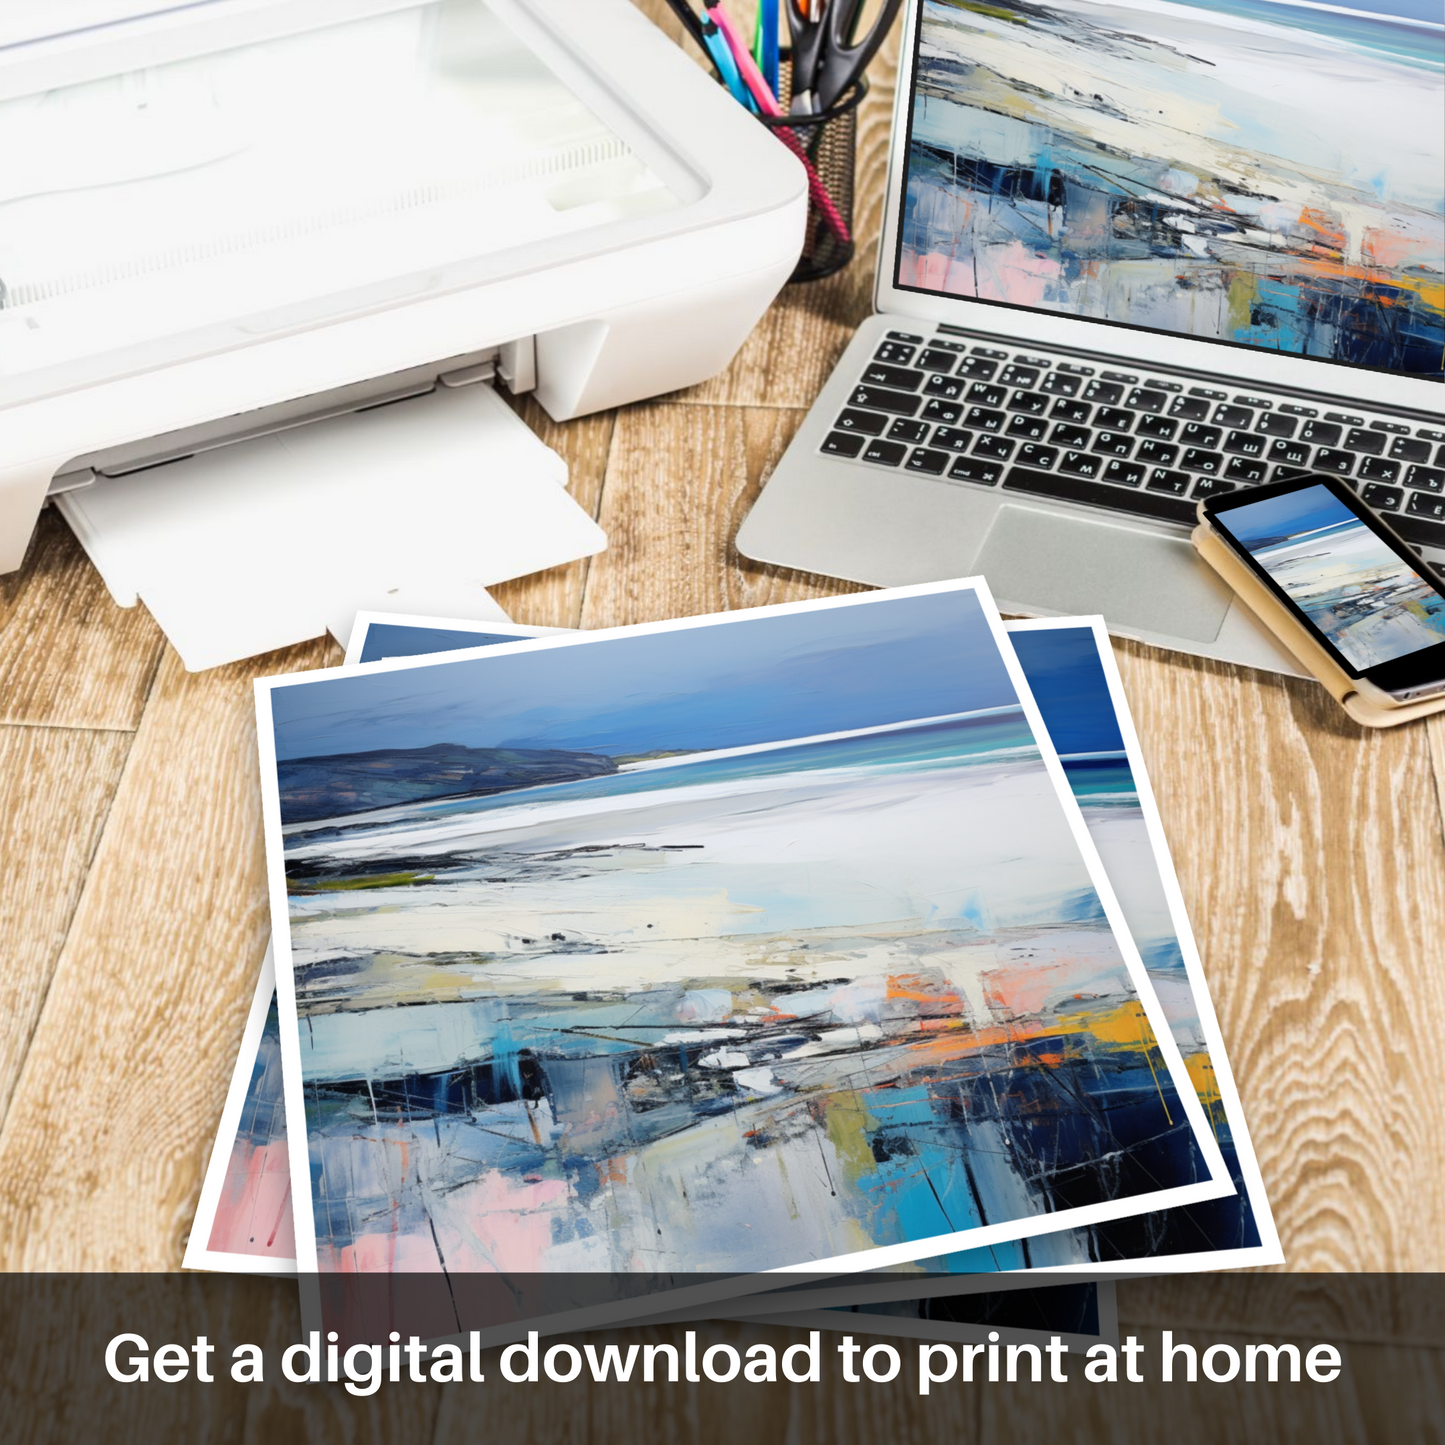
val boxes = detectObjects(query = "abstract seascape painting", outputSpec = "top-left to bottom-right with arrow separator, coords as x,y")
1217,482 -> 1445,669
257,585 -> 1227,1301
900,0 -> 1444,375
336,613 -> 1280,1293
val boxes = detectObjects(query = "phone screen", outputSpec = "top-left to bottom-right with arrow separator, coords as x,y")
1208,479 -> 1445,685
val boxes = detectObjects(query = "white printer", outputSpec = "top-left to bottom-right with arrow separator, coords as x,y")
0,0 -> 806,663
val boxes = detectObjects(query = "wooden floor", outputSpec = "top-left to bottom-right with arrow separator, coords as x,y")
1,5 -> 1442,1440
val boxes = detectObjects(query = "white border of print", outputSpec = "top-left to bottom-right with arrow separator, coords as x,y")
254,579 -> 1233,1334
182,943 -> 296,1277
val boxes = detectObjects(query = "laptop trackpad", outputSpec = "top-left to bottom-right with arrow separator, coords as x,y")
976,505 -> 1233,643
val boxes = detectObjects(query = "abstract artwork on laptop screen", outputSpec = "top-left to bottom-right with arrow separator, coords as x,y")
900,0 -> 1444,375
258,584 -> 1227,1283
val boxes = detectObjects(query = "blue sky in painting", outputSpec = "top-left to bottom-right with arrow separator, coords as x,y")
1217,484 -> 1356,551
1009,627 -> 1124,757
368,619 -> 1131,758
271,589 -> 1021,761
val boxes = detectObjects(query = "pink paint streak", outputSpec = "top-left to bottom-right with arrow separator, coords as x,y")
433,1170 -> 571,1273
900,240 -> 1060,306
208,1138 -> 294,1259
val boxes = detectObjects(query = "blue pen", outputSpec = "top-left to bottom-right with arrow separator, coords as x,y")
759,0 -> 780,98
701,14 -> 755,110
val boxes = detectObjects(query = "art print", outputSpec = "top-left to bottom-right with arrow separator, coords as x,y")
254,584 -> 1229,1324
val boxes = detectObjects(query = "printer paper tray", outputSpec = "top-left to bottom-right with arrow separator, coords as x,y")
56,383 -> 604,671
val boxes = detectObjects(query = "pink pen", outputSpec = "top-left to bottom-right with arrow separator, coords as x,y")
706,1 -> 853,248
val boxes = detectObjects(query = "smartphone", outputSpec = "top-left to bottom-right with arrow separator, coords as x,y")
1200,474 -> 1445,705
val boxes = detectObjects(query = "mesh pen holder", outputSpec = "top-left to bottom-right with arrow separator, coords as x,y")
759,69 -> 867,284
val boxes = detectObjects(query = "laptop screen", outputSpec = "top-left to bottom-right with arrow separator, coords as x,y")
894,0 -> 1445,378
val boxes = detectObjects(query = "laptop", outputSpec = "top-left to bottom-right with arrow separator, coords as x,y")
737,0 -> 1444,673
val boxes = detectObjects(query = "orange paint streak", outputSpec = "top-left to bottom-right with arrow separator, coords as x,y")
1181,200 -> 1444,312
1296,206 -> 1347,256
892,996 -> 1179,1070
595,1156 -> 627,1187
1266,249 -> 1443,313
886,972 -> 964,1012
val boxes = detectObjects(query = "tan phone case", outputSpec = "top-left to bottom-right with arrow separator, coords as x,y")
1192,518 -> 1445,728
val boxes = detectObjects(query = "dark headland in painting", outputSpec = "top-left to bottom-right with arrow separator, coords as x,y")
277,743 -> 616,825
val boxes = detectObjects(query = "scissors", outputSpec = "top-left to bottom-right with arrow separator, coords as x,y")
785,0 -> 903,114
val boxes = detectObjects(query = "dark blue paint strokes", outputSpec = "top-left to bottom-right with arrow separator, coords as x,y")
1009,626 -> 1125,757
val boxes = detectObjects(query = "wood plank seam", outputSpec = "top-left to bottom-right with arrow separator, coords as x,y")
0,722 -> 140,1130
0,722 -> 147,1131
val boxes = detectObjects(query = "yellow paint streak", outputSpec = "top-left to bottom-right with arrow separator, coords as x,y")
939,0 -> 1031,21
1061,1000 -> 1173,1126
824,1094 -> 880,1188
1186,1052 -> 1221,1108
1226,271 -> 1256,336
1186,1052 -> 1225,1140
1064,999 -> 1149,1046
288,871 -> 434,894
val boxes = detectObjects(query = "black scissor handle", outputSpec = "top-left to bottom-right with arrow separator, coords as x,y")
784,0 -> 831,104
814,0 -> 903,109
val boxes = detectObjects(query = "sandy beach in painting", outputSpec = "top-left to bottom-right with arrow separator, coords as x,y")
280,713 -> 1201,1276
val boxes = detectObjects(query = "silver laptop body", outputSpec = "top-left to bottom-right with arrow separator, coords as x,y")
738,0 -> 1445,674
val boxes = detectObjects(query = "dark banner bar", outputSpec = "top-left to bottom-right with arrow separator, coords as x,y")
2,1273 -> 1441,1444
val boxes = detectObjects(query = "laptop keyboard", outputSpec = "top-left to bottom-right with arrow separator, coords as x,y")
821,329 -> 1445,552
